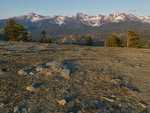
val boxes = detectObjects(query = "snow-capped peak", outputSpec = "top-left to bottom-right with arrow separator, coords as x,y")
27,12 -> 36,17
14,12 -> 150,26
27,12 -> 51,22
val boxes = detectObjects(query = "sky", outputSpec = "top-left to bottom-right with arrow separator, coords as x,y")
0,0 -> 150,19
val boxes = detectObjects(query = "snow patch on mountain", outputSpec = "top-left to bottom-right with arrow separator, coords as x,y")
27,12 -> 51,22
137,16 -> 150,23
76,13 -> 104,26
54,16 -> 66,26
14,12 -> 150,26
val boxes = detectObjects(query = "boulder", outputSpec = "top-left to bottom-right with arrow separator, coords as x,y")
46,61 -> 70,79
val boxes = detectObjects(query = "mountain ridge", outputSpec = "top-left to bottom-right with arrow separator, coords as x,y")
2,12 -> 150,27
1,12 -> 150,39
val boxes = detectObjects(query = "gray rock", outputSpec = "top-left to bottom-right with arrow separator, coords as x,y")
46,61 -> 70,79
60,68 -> 70,79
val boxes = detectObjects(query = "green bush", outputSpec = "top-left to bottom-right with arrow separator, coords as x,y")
105,35 -> 123,47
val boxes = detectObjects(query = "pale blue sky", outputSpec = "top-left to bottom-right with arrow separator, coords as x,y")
0,0 -> 150,19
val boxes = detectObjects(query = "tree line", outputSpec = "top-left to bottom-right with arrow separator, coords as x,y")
3,18 -> 146,48
105,30 -> 143,48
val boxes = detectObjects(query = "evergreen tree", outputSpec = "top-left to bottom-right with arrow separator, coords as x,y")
41,30 -> 46,38
87,35 -> 93,46
46,35 -> 52,43
40,30 -> 46,42
105,34 -> 123,47
127,30 -> 143,48
5,18 -> 28,41
27,32 -> 31,42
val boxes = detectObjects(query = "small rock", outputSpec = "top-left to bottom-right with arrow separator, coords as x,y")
111,79 -> 121,84
26,83 -> 42,92
18,69 -> 28,75
26,86 -> 37,92
119,103 -> 122,107
29,72 -> 35,75
35,66 -> 44,72
0,102 -> 4,108
14,106 -> 19,112
45,72 -> 53,76
111,95 -> 116,98
100,97 -> 115,103
138,102 -> 147,109
56,99 -> 66,105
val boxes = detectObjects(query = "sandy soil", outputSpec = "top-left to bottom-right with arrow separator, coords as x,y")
0,41 -> 150,112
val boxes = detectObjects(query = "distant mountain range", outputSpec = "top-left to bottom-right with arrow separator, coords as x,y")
0,12 -> 150,39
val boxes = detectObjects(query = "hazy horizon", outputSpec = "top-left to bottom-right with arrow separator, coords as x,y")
0,0 -> 150,19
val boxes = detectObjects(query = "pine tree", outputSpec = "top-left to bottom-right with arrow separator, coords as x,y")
40,30 -> 46,42
105,34 -> 123,47
27,32 -> 31,41
41,30 -> 46,38
87,35 -> 93,46
127,30 -> 143,48
5,18 -> 28,41
46,35 -> 52,43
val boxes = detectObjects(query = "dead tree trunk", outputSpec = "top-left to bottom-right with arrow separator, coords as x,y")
127,36 -> 130,47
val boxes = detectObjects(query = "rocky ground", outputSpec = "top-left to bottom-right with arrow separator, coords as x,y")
0,41 -> 150,113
